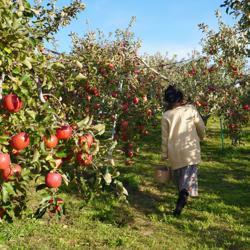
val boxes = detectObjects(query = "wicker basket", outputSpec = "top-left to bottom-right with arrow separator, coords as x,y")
154,165 -> 171,183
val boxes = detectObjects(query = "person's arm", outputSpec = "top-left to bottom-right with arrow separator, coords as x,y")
193,107 -> 206,140
161,115 -> 169,159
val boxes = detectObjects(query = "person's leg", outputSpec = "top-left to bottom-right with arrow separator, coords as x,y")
173,165 -> 198,216
172,167 -> 188,216
172,168 -> 181,192
173,188 -> 189,216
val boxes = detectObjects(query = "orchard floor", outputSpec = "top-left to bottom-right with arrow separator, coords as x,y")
0,117 -> 250,250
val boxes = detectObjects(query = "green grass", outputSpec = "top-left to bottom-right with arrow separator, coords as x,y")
0,117 -> 249,250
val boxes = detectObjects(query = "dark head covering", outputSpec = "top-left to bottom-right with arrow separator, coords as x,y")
164,85 -> 183,104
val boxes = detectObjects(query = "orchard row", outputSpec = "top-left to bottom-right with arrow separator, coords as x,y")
0,1 -> 249,221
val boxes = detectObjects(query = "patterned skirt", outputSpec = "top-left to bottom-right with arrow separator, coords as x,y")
172,165 -> 198,197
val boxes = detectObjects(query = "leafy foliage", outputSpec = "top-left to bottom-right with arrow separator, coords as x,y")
0,0 -> 128,221
221,0 -> 250,45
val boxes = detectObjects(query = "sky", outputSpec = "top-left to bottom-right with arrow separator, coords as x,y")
32,0 -> 236,59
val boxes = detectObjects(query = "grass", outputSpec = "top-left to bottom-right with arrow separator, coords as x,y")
0,117 -> 249,250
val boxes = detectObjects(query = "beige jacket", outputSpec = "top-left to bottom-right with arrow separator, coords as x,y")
161,104 -> 206,170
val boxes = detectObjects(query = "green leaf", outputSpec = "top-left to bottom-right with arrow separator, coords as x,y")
76,61 -> 83,69
55,150 -> 68,158
4,183 -> 16,196
75,73 -> 87,81
23,58 -> 32,69
61,174 -> 69,186
21,74 -> 31,82
2,186 -> 9,203
4,47 -> 12,54
91,140 -> 100,155
39,195 -> 52,204
122,187 -> 128,196
103,172 -> 112,185
91,124 -> 105,135
12,67 -> 21,75
115,181 -> 128,196
26,110 -> 36,120
87,116 -> 94,126
77,116 -> 90,129
20,87 -> 29,97
0,135 -> 10,145
36,184 -> 47,192
53,62 -> 65,69
32,149 -> 40,162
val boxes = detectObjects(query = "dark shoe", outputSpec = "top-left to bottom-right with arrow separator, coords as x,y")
173,189 -> 189,216
173,208 -> 181,216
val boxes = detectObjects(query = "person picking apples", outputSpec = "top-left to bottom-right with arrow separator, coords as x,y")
161,85 -> 206,216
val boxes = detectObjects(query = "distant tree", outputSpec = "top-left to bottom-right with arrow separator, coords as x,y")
221,0 -> 250,41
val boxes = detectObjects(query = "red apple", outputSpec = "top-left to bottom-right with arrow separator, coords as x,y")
133,97 -> 139,105
79,134 -> 94,148
228,124 -> 238,130
3,93 -> 23,112
111,114 -> 116,121
10,132 -> 30,150
56,125 -> 72,140
121,120 -> 129,131
127,150 -> 133,158
49,198 -> 64,213
49,197 -> 64,205
195,101 -> 202,107
243,104 -> 249,110
2,164 -> 22,181
121,103 -> 129,112
90,87 -> 99,96
43,135 -> 58,149
111,91 -> 118,98
94,103 -> 101,110
45,172 -> 62,188
99,68 -> 107,76
146,109 -> 153,117
107,63 -> 114,70
0,153 -> 10,170
121,133 -> 128,142
77,152 -> 93,166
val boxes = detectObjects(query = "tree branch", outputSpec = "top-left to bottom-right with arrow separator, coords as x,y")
136,56 -> 168,80
43,93 -> 64,111
35,76 -> 46,103
0,73 -> 6,102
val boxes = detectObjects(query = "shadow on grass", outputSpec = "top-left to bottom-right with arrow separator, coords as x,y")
169,215 -> 250,250
61,117 -> 249,248
199,166 -> 250,208
126,187 -> 174,216
121,119 -> 250,249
